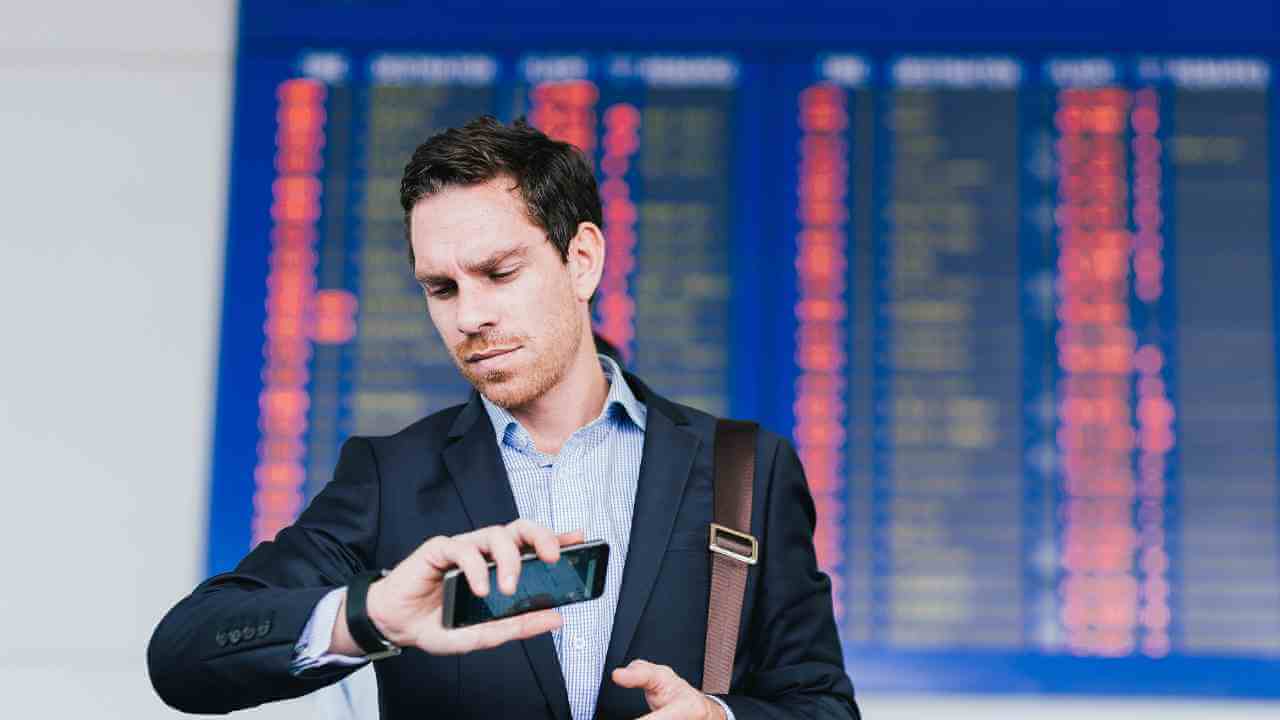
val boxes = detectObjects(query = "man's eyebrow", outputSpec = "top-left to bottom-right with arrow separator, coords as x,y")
465,245 -> 527,274
416,246 -> 528,285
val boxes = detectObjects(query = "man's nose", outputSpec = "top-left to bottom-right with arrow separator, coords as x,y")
454,286 -> 498,335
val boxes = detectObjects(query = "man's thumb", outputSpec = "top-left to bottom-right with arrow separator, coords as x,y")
612,660 -> 654,688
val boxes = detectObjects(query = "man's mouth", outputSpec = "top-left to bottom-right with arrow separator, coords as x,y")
466,346 -> 520,364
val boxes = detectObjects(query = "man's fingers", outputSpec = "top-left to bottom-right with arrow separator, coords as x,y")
557,529 -> 586,547
416,523 -> 586,604
508,518 -> 577,564
614,660 -> 700,716
477,526 -> 523,595
434,537 -> 492,597
612,659 -> 662,690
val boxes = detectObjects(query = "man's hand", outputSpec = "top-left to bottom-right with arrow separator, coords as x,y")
333,519 -> 584,657
612,660 -> 727,720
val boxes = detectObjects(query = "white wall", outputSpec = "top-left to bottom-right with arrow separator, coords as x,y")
0,1 -> 306,716
0,1 -> 1274,718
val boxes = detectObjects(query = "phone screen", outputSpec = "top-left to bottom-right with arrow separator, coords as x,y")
444,541 -> 609,629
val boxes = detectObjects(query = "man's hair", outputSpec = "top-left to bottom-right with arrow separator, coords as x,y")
399,115 -> 603,268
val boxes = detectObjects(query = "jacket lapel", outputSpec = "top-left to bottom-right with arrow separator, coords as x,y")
599,376 -> 701,694
443,392 -> 572,720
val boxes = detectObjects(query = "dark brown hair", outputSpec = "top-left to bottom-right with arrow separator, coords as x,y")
399,115 -> 602,267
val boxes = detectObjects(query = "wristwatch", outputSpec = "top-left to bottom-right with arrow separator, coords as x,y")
346,569 -> 403,660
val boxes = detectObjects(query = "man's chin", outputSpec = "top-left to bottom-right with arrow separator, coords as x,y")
453,345 -> 562,411
467,370 -> 532,409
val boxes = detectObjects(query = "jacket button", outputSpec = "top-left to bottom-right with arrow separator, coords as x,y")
228,629 -> 242,644
215,632 -> 228,647
257,622 -> 271,637
243,625 -> 256,641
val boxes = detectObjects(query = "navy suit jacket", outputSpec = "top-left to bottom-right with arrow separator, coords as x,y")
148,372 -> 859,719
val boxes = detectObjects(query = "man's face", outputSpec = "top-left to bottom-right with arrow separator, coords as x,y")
410,177 -> 585,410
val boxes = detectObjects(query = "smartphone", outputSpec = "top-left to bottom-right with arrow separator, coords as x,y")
441,539 -> 609,629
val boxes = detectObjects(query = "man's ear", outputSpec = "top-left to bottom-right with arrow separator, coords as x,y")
567,221 -> 605,303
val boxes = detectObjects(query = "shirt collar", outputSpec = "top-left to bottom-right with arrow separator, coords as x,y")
479,353 -> 648,449
599,353 -> 647,430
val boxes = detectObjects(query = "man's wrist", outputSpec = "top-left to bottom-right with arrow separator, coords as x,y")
364,576 -> 397,644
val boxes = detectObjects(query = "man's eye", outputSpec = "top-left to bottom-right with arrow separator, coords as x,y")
426,285 -> 455,298
491,269 -> 517,281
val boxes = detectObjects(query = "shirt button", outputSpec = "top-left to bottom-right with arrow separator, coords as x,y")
571,636 -> 587,652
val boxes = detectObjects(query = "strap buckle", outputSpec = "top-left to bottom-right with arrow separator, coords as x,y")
708,522 -> 758,565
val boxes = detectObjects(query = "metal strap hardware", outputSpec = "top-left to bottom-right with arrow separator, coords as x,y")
709,522 -> 758,565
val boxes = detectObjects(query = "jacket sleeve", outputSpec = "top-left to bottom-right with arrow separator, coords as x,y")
147,437 -> 381,714
717,436 -> 861,720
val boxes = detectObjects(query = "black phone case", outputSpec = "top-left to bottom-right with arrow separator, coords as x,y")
441,539 -> 609,629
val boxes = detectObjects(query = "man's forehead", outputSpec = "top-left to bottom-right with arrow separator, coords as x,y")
410,180 -> 523,236
409,181 -> 541,273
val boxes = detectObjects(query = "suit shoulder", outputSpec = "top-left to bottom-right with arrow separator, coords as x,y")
664,400 -> 789,457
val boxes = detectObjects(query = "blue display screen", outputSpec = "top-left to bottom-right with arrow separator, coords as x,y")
451,544 -> 604,627
207,1 -> 1280,698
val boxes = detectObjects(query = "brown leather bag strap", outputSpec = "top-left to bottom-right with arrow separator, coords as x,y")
701,419 -> 759,695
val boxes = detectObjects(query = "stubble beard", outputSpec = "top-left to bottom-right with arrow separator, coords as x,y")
452,297 -> 584,411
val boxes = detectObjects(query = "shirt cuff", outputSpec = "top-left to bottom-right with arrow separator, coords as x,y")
707,694 -> 736,720
290,587 -> 371,676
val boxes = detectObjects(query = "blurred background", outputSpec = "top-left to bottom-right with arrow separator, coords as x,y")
2,0 -> 1279,717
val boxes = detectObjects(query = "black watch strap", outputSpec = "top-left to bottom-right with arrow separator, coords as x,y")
346,570 -> 398,657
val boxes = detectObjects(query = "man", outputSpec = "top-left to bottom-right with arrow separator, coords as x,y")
148,116 -> 858,719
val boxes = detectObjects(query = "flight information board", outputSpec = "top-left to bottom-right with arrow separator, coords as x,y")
207,19 -> 1280,697
774,54 -> 1278,695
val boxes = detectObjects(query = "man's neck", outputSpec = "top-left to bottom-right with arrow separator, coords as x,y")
509,340 -> 610,455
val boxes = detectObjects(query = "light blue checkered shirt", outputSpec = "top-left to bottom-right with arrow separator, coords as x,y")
479,354 -> 645,720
